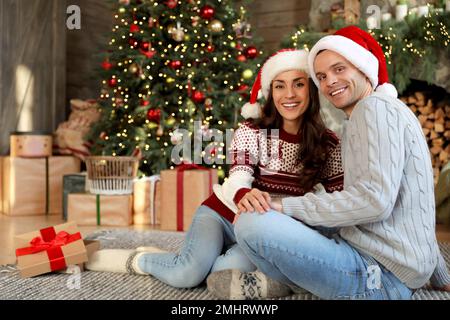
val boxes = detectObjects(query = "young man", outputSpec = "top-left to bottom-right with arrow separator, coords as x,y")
207,26 -> 450,299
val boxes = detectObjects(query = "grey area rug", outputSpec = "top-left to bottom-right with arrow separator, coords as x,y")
1,229 -> 449,300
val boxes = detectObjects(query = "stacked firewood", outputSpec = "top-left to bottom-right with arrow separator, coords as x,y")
400,92 -> 450,184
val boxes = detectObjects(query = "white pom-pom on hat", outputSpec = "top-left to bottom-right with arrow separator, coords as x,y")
375,83 -> 398,98
241,102 -> 262,119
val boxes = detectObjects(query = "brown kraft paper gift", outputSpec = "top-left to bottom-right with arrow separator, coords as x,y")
2,156 -> 80,216
160,167 -> 218,231
67,193 -> 133,226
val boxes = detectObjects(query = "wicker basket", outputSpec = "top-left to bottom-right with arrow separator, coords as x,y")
85,156 -> 139,195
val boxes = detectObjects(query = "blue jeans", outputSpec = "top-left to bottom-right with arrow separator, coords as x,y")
137,205 -> 256,288
234,211 -> 413,300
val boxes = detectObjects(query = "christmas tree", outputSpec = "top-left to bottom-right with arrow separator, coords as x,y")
88,0 -> 264,179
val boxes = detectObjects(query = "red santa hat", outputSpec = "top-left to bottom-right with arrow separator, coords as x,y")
241,49 -> 310,119
308,26 -> 398,98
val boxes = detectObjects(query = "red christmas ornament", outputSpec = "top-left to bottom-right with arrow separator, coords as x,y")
200,5 -> 215,20
140,41 -> 151,51
141,49 -> 156,58
101,59 -> 113,70
237,54 -> 247,62
235,42 -> 243,50
206,44 -> 215,52
129,37 -> 139,48
237,84 -> 250,98
165,0 -> 177,9
209,147 -> 217,157
147,108 -> 161,123
169,60 -> 182,70
140,99 -> 150,106
108,78 -> 118,87
244,46 -> 258,59
130,24 -> 140,33
192,90 -> 205,104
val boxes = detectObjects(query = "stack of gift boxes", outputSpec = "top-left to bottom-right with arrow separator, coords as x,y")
0,132 -> 218,231
0,132 -> 81,217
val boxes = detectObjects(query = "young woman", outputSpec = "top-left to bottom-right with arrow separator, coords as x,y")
86,49 -> 344,291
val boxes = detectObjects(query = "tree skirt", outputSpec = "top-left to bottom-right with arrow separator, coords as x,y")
1,229 -> 449,300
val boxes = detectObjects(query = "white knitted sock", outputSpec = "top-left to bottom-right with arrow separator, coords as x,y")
85,249 -> 147,275
207,269 -> 292,300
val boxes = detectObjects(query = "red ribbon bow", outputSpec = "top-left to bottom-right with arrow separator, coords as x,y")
176,163 -> 213,231
16,228 -> 82,272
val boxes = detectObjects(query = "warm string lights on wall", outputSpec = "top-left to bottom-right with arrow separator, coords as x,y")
283,10 -> 450,94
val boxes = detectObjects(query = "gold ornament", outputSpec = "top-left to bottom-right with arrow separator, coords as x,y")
172,28 -> 185,42
166,117 -> 176,126
166,77 -> 175,84
208,20 -> 223,33
242,69 -> 253,80
167,24 -> 176,34
129,63 -> 139,74
230,41 -> 236,48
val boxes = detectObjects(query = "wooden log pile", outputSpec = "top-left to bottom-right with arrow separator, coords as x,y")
400,92 -> 450,184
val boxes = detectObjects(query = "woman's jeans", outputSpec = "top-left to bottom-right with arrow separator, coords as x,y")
233,210 -> 413,300
137,205 -> 256,288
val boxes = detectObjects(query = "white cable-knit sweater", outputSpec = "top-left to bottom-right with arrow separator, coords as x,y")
282,93 -> 450,289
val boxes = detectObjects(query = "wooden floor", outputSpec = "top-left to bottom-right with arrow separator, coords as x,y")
1,214 -> 450,266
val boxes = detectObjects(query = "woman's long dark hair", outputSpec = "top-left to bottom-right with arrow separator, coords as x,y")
253,78 -> 332,192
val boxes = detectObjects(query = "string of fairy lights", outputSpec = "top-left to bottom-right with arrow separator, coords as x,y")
287,9 -> 449,85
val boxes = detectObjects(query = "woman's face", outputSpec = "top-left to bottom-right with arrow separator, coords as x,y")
271,70 -> 310,124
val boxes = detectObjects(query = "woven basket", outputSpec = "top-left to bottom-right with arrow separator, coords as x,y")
85,156 -> 139,195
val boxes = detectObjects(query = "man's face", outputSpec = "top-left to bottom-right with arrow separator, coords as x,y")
313,50 -> 372,115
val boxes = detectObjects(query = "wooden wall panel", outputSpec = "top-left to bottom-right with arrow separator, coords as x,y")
248,0 -> 311,53
0,0 -> 66,155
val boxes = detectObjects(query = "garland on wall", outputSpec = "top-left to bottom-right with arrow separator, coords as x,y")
281,10 -> 450,94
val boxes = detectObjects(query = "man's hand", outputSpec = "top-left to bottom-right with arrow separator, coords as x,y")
237,188 -> 271,214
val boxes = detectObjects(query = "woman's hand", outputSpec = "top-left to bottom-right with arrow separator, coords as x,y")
237,188 -> 271,214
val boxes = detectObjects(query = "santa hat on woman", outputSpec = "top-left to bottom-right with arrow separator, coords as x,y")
241,49 -> 310,119
307,26 -> 398,98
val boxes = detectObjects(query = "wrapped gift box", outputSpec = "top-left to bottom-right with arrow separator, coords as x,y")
59,240 -> 101,274
160,165 -> 218,231
67,193 -> 133,226
10,131 -> 53,158
62,173 -> 87,221
1,156 -> 81,216
133,176 -> 161,225
14,222 -> 88,278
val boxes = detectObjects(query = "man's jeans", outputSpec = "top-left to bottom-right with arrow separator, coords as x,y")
234,210 -> 413,300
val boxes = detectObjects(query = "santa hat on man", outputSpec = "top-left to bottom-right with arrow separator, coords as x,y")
241,49 -> 310,119
307,26 -> 398,98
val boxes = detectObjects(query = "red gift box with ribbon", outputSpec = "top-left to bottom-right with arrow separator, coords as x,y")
160,164 -> 218,231
14,222 -> 88,278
